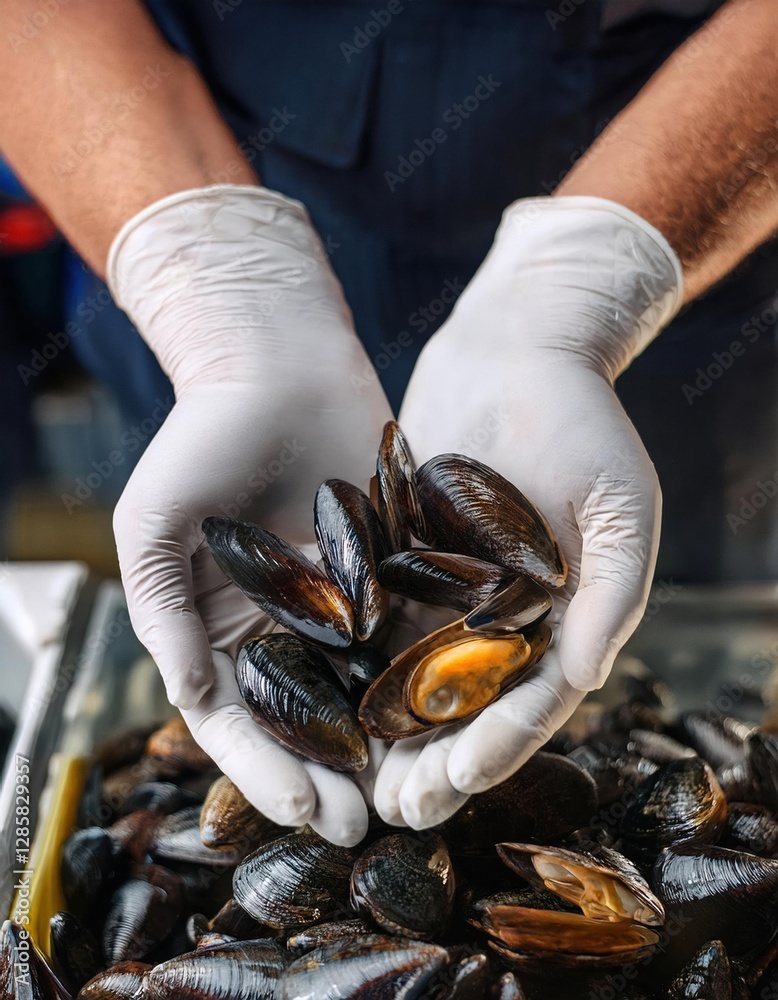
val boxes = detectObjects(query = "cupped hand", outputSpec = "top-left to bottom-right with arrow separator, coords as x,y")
374,196 -> 683,830
108,186 -> 392,844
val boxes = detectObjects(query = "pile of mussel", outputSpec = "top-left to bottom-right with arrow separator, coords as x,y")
9,423 -> 778,998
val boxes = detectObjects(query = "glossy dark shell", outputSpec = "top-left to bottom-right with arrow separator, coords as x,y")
61,827 -> 125,922
102,865 -> 183,965
149,806 -> 243,867
275,934 -> 448,1000
667,939 -> 733,1000
351,834 -> 456,940
438,752 -> 598,855
314,479 -> 388,642
652,846 -> 778,957
745,731 -> 778,811
203,516 -> 353,647
621,757 -> 727,861
49,911 -> 103,993
496,841 -> 664,926
144,938 -> 287,1000
237,634 -> 367,772
0,919 -> 71,1000
567,745 -> 658,808
118,782 -> 202,818
77,961 -> 152,1000
208,898 -> 267,941
286,918 -> 371,956
721,802 -> 778,856
377,550 -> 512,613
232,830 -> 359,929
463,575 -> 552,633
424,951 -> 489,1000
200,776 -> 279,851
376,421 -> 427,551
416,454 -> 567,588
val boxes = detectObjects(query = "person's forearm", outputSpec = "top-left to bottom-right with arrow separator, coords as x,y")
0,0 -> 257,273
557,0 -> 778,302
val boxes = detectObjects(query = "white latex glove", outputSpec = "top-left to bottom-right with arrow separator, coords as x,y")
107,185 -> 392,845
374,195 -> 683,830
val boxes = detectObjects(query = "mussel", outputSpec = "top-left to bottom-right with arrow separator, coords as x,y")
621,757 -> 727,860
351,834 -> 456,940
314,479 -> 388,642
103,864 -> 183,965
49,911 -> 103,993
200,776 -> 278,851
275,934 -> 448,1000
144,938 -> 288,1000
237,634 -> 367,772
377,550 -> 513,614
666,939 -> 734,1000
61,827 -> 126,923
496,841 -> 664,926
203,516 -> 354,646
149,806 -> 243,867
0,920 -> 70,1000
375,421 -> 427,551
721,802 -> 778,856
416,454 -> 567,588
78,961 -> 151,1000
359,616 -> 551,740
286,918 -> 371,956
232,830 -> 359,929
145,717 -> 213,775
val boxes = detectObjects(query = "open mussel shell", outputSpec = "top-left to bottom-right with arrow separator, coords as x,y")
144,938 -> 288,1000
314,479 -> 388,642
621,757 -> 727,861
200,775 -> 280,851
416,453 -> 567,589
496,842 -> 664,927
666,939 -> 734,1000
652,846 -> 778,958
49,911 -> 103,993
237,634 -> 368,772
202,516 -> 354,647
473,904 -> 659,971
275,934 -> 449,1000
376,420 -> 427,551
232,829 -> 360,929
403,625 -> 551,726
358,615 -> 550,740
377,550 -> 513,613
350,834 -> 456,940
440,751 -> 598,855
1,919 -> 71,1000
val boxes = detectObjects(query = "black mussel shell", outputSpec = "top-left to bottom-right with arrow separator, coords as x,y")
439,752 -> 598,855
237,634 -> 368,772
416,454 -> 567,588
102,864 -> 183,965
232,830 -> 359,930
567,745 -> 658,809
144,938 -> 287,1000
149,805 -> 243,867
275,934 -> 448,1000
681,712 -> 753,770
61,827 -> 126,924
716,760 -> 758,805
423,950 -> 490,1000
376,421 -> 427,551
208,898 -> 267,941
118,781 -> 202,818
286,918 -> 371,956
746,731 -> 778,812
351,834 -> 456,940
77,961 -> 151,999
721,802 -> 778,857
49,911 -> 103,993
621,757 -> 727,861
652,846 -> 778,958
666,939 -> 733,1000
314,479 -> 388,642
0,920 -> 70,1000
496,841 -> 664,926
463,575 -> 552,633
378,550 -> 512,613
203,516 -> 353,646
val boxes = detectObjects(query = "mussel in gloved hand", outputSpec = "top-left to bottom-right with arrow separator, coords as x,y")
375,420 -> 427,551
416,453 -> 567,588
314,478 -> 389,643
202,516 -> 354,647
237,634 -> 368,772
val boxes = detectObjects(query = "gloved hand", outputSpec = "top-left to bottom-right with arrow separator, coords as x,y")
374,195 -> 683,830
107,185 -> 392,846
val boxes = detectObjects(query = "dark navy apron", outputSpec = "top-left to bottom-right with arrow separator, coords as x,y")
67,0 -> 778,582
